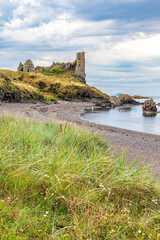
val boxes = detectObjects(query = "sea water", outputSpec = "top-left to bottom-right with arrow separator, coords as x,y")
82,97 -> 160,135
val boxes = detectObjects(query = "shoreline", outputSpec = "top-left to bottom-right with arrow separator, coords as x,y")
1,101 -> 160,176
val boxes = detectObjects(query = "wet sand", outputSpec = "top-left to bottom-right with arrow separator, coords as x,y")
1,101 -> 160,177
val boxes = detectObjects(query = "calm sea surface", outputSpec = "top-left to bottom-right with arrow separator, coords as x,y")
82,97 -> 160,135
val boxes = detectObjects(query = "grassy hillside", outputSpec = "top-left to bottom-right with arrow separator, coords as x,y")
0,70 -> 108,102
0,115 -> 160,239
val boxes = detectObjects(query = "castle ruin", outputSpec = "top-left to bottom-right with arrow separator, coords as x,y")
17,52 -> 86,82
75,52 -> 86,81
23,59 -> 35,72
18,59 -> 35,73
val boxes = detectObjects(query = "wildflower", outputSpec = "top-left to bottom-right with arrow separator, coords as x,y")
152,198 -> 158,204
46,211 -> 49,214
138,230 -> 141,234
43,214 -> 47,217
20,228 -> 24,232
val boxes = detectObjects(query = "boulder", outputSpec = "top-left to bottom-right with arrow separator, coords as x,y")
142,99 -> 157,116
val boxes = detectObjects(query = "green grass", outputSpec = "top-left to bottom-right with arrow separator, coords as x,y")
0,116 -> 160,239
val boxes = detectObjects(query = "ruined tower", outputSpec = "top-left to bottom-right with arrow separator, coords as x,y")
23,59 -> 35,73
75,52 -> 86,82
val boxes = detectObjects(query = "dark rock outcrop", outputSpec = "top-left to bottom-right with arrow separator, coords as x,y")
1,74 -> 13,85
95,101 -> 113,109
142,99 -> 157,116
0,89 -> 44,103
0,89 -> 27,102
111,94 -> 138,107
0,75 -> 44,103
118,94 -> 137,105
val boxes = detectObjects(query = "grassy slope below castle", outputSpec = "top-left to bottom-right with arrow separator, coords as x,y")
0,115 -> 160,239
0,69 -> 108,102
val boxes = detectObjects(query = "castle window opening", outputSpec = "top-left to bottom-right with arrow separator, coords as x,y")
27,69 -> 29,72
79,64 -> 80,67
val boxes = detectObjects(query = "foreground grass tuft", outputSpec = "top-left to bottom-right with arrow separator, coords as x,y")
0,116 -> 160,239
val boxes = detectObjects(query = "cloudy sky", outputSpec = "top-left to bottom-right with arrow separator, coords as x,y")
0,0 -> 160,96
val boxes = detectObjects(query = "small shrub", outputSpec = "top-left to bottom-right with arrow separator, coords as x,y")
40,67 -> 46,72
18,67 -> 23,72
72,73 -> 80,79
51,98 -> 57,102
72,60 -> 77,70
38,81 -> 47,89
48,83 -> 61,94
50,65 -> 65,74
18,75 -> 23,81
30,75 -> 36,79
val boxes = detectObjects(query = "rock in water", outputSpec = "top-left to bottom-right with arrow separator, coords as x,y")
142,99 -> 157,116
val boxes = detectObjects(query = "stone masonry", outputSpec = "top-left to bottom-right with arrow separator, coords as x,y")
23,59 -> 35,72
75,52 -> 86,81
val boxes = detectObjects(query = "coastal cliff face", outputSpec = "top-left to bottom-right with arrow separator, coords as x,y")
0,70 -> 109,103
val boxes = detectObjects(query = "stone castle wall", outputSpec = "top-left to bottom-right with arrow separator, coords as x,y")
23,59 -> 35,72
75,52 -> 85,81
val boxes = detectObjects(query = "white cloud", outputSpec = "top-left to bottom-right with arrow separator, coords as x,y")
9,0 -> 38,5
